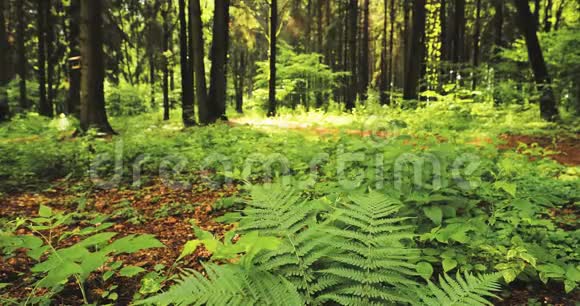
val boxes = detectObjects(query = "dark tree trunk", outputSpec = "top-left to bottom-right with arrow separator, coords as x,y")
544,0 -> 553,32
208,0 -> 230,122
359,0 -> 369,102
0,0 -> 10,121
179,0 -> 195,126
440,0 -> 447,62
80,0 -> 115,134
494,0 -> 504,49
387,0 -> 395,100
16,0 -> 27,110
452,0 -> 465,63
345,0 -> 358,110
233,49 -> 245,114
267,0 -> 278,117
46,0 -> 55,116
37,0 -> 51,117
190,0 -> 209,123
403,0 -> 426,100
534,0 -> 541,28
379,0 -> 388,105
472,0 -> 482,90
67,0 -> 81,117
162,2 -> 171,121
553,0 -> 567,31
514,0 -> 559,121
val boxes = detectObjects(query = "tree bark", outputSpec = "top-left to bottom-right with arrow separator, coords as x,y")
208,0 -> 230,122
494,0 -> 504,49
37,0 -> 51,117
345,0 -> 358,110
452,0 -> 465,63
514,0 -> 559,121
472,0 -> 482,90
67,0 -> 81,117
0,0 -> 10,120
543,0 -> 553,32
190,0 -> 209,123
267,0 -> 278,117
379,0 -> 388,105
359,0 -> 370,103
16,0 -> 27,110
403,0 -> 426,100
162,2 -> 171,121
179,0 -> 195,126
46,0 -> 55,116
80,0 -> 115,134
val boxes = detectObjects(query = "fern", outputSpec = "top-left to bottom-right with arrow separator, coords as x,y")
416,272 -> 502,306
320,192 -> 420,305
138,263 -> 303,306
239,185 -> 338,305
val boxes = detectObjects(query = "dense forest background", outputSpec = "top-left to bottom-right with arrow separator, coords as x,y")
0,0 -> 578,129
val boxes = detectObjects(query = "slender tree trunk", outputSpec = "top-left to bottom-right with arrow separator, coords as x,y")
544,0 -> 553,32
234,49 -> 245,114
345,0 -> 358,110
514,0 -> 559,121
440,0 -> 447,62
162,3 -> 171,121
67,0 -> 81,117
16,0 -> 27,110
494,0 -> 504,49
0,0 -> 10,120
46,0 -> 55,116
534,0 -> 541,28
472,0 -> 482,90
208,0 -> 230,122
553,0 -> 567,31
452,0 -> 465,63
387,0 -> 395,100
37,0 -> 51,117
379,0 -> 388,105
190,0 -> 209,123
179,0 -> 195,126
80,0 -> 115,134
267,0 -> 278,117
360,0 -> 369,103
403,0 -> 426,100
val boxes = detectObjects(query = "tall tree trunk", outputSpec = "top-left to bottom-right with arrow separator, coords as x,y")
359,0 -> 369,102
494,0 -> 504,49
0,0 -> 10,121
162,2 -> 171,121
208,0 -> 230,122
37,0 -> 51,117
543,0 -> 553,32
190,0 -> 209,123
267,0 -> 278,117
452,0 -> 465,63
472,0 -> 482,90
534,0 -> 541,28
67,0 -> 81,117
46,0 -> 55,116
379,0 -> 388,105
233,49 -> 245,114
80,0 -> 115,134
179,0 -> 195,126
440,0 -> 447,62
514,0 -> 559,121
403,0 -> 426,100
553,0 -> 567,31
345,0 -> 358,110
16,0 -> 27,110
387,0 -> 395,100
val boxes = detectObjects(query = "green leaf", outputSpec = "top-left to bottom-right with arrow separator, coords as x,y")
442,258 -> 457,272
501,269 -> 518,283
177,240 -> 202,262
77,232 -> 117,248
119,266 -> 146,277
416,262 -> 434,281
103,270 -> 115,281
38,205 -> 53,218
423,206 -> 443,225
38,262 -> 83,288
494,181 -> 517,197
564,280 -> 576,293
565,266 -> 580,282
103,234 -> 165,254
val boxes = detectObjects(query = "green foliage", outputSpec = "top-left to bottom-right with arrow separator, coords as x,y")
105,80 -> 153,116
417,272 -> 502,306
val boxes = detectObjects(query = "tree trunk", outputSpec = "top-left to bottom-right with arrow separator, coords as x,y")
234,49 -> 245,114
387,0 -> 395,101
190,0 -> 209,123
494,0 -> 504,49
379,0 -> 388,105
67,0 -> 81,117
162,2 -> 171,121
553,0 -> 566,31
403,0 -> 426,100
267,0 -> 278,117
16,0 -> 27,110
0,0 -> 10,121
534,0 -> 541,28
80,0 -> 115,134
543,0 -> 553,32
359,0 -> 369,103
37,0 -> 51,117
440,0 -> 447,62
208,0 -> 230,122
179,0 -> 195,126
46,0 -> 55,116
345,0 -> 357,110
452,0 -> 465,63
472,0 -> 482,90
514,0 -> 559,121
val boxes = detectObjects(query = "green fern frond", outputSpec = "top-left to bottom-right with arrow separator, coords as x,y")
320,192 -> 420,305
138,263 -> 303,306
417,272 -> 502,306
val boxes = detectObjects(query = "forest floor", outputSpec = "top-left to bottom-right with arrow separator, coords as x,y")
1,115 -> 579,305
